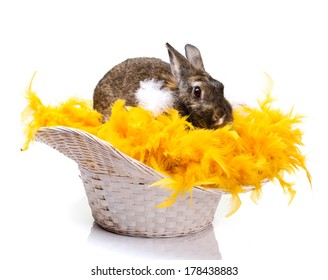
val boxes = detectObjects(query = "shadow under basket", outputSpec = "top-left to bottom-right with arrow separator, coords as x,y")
36,126 -> 222,238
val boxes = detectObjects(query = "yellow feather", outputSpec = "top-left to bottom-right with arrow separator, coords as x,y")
21,76 -> 312,214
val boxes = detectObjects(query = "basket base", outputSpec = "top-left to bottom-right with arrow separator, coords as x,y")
94,219 -> 215,238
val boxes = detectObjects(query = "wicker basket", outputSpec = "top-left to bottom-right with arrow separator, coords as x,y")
35,126 -> 222,237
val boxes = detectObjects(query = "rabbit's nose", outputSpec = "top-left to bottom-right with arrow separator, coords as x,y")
213,114 -> 225,126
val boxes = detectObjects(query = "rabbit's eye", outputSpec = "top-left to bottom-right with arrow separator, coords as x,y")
193,86 -> 202,98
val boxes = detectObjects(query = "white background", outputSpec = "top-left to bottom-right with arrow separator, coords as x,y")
1,0 -> 327,279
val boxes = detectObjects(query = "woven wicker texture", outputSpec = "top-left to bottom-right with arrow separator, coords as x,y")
36,126 -> 222,237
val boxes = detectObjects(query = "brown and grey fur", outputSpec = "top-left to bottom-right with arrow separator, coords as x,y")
93,43 -> 233,129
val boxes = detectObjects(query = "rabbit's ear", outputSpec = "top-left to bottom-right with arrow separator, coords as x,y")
166,43 -> 190,81
185,44 -> 205,71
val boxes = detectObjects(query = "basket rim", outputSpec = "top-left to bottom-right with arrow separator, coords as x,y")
36,126 -> 259,194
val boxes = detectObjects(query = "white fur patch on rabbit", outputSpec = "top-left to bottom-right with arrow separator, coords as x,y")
135,79 -> 174,116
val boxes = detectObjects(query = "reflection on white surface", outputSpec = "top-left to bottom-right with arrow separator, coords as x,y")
88,223 -> 221,260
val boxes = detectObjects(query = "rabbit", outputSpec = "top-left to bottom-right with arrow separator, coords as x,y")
93,43 -> 233,129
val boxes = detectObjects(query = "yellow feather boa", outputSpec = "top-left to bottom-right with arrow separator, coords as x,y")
22,78 -> 311,215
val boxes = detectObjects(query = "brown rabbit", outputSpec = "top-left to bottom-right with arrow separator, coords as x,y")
93,43 -> 233,129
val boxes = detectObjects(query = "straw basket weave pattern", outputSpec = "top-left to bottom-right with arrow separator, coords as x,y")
35,126 -> 222,237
